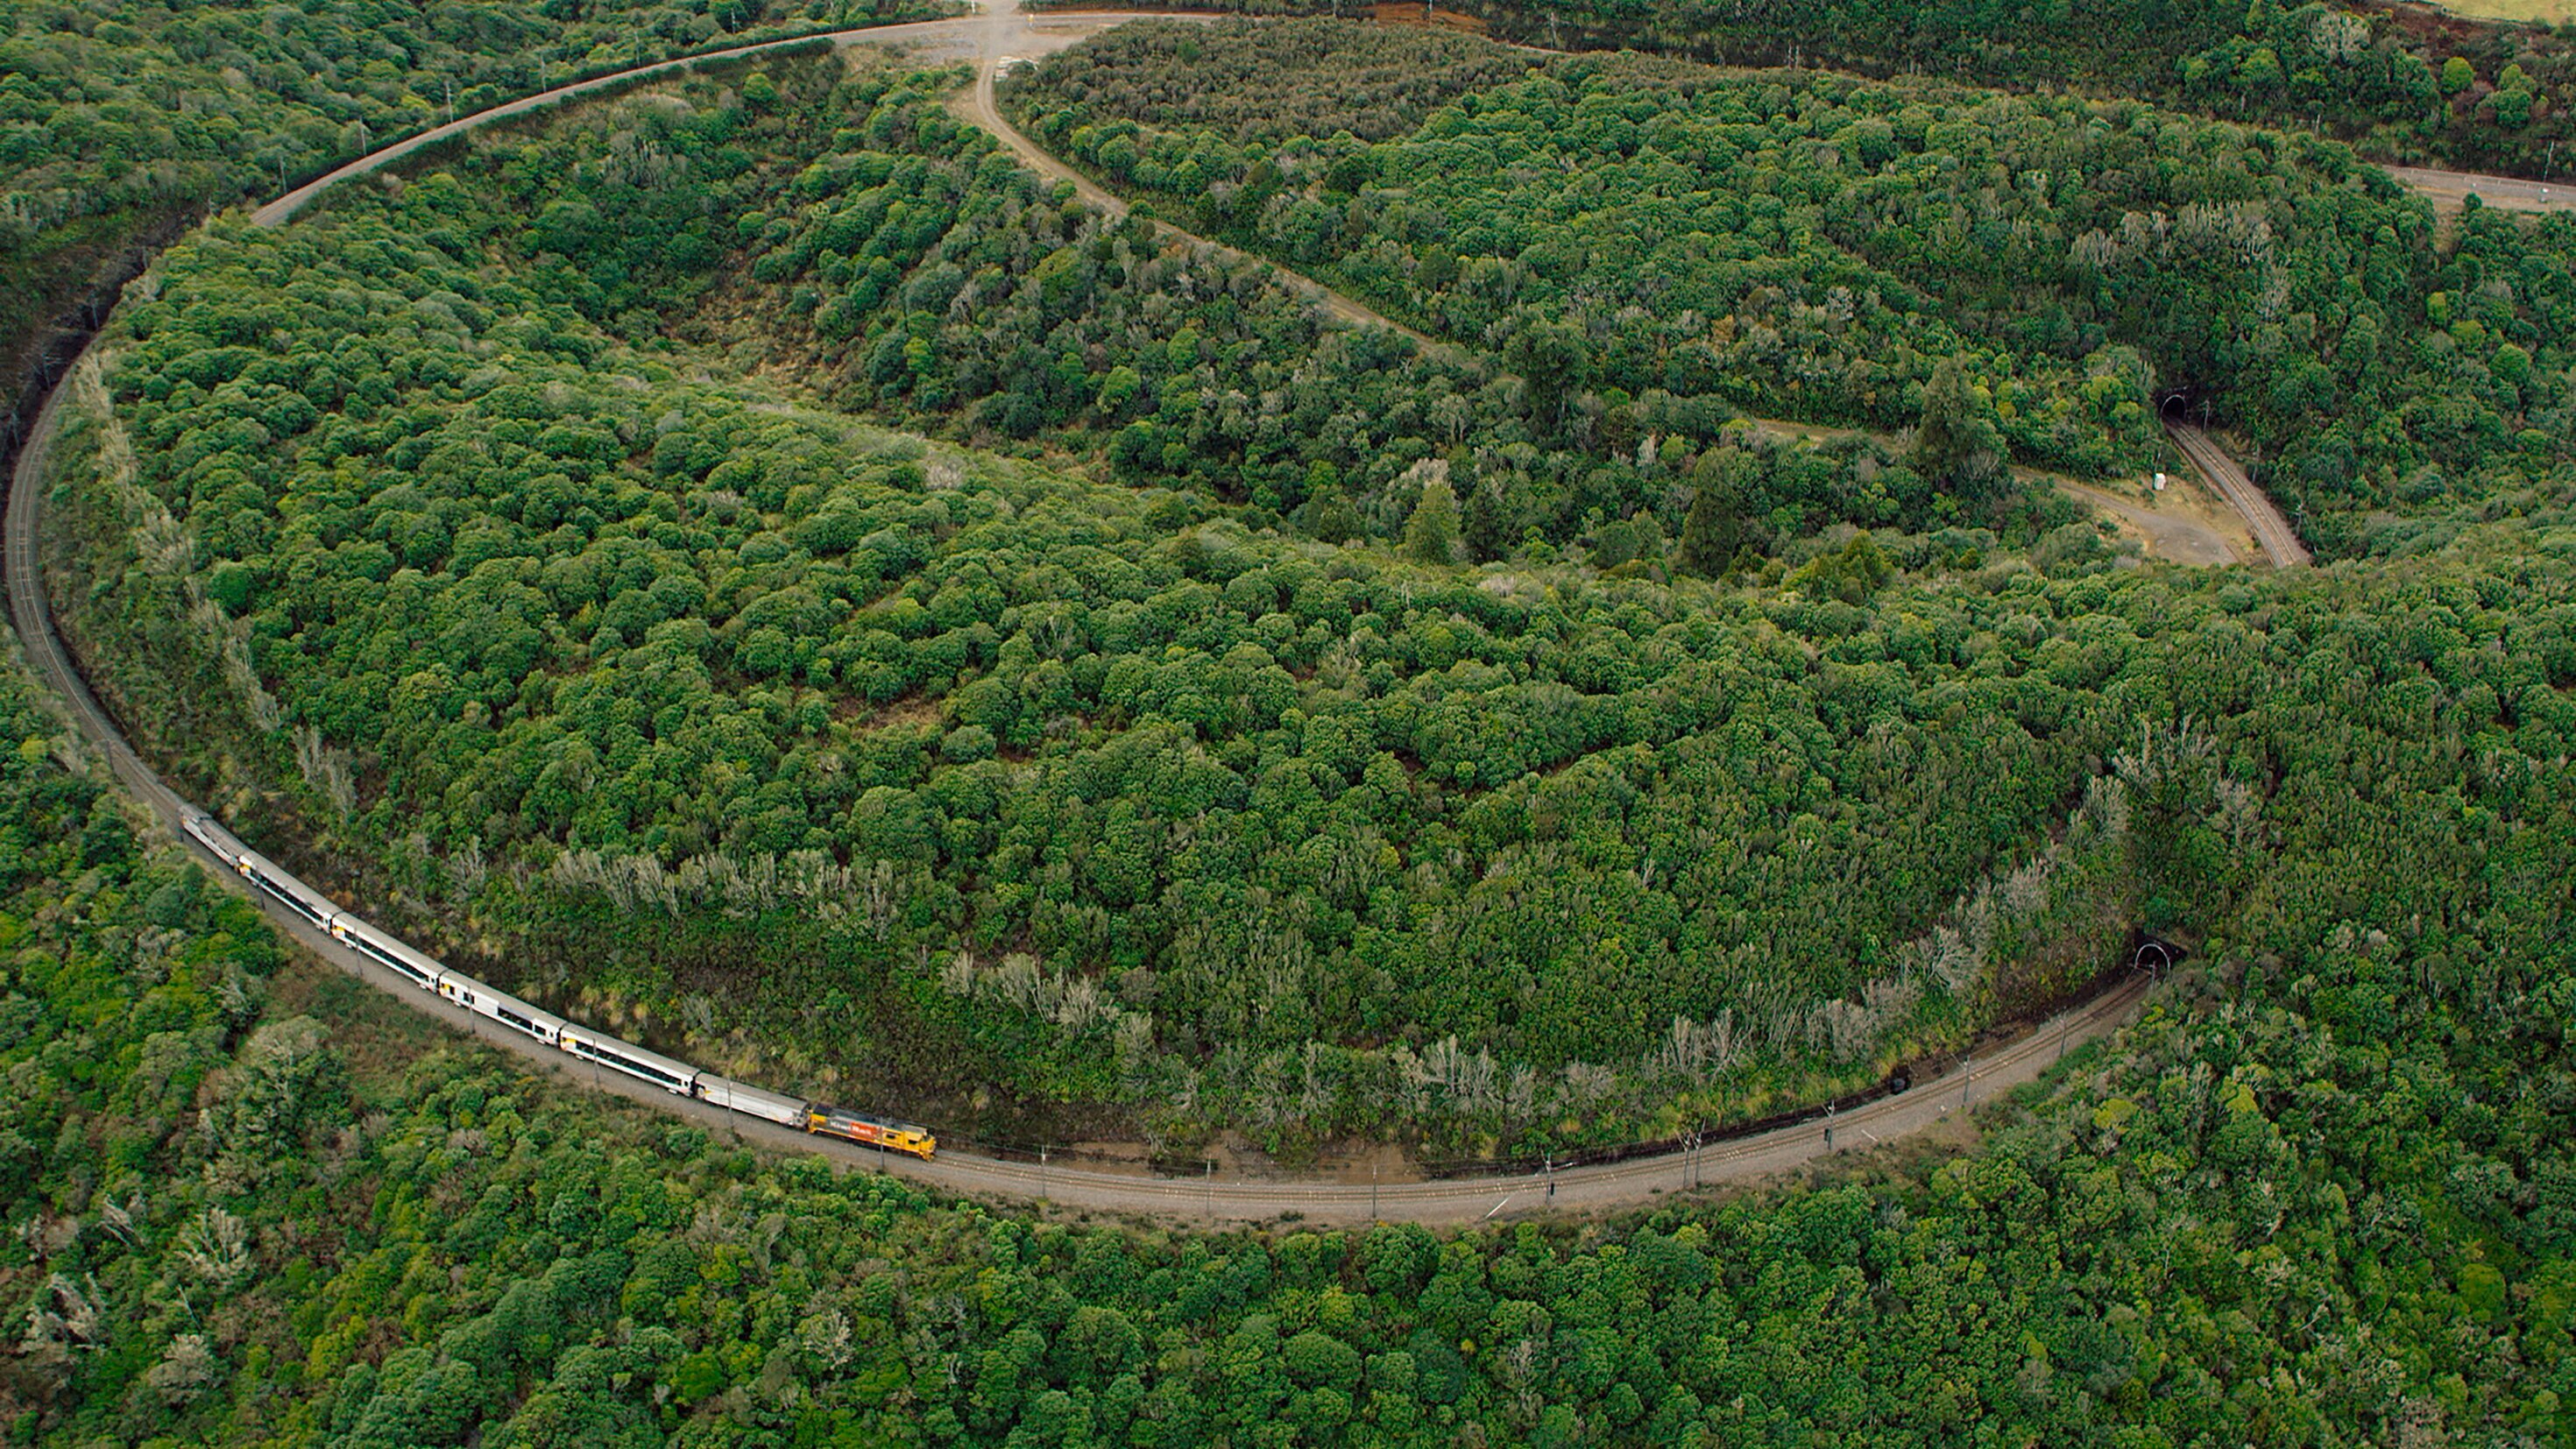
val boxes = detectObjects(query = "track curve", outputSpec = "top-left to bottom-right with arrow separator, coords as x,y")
2,14 -> 2155,1226
251,18 -> 1008,229
2166,421 -> 2311,567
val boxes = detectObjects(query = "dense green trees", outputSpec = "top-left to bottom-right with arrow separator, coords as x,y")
1013,22 -> 2576,557
20,42 -> 2571,1154
373,53 -> 2069,558
1674,450 -> 1751,577
5,11 -> 2576,1443
1479,0 -> 2576,181
1094,0 -> 2576,181
0,0 -> 944,460
1399,473 -> 1461,563
4,573 -> 2572,1443
50,162 -> 2114,1153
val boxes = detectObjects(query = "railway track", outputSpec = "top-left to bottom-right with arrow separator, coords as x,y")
2382,164 -> 2576,218
533,969 -> 2155,1225
2166,421 -> 2311,568
2,15 -> 2156,1226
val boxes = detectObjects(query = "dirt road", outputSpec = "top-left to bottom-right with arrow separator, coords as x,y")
929,0 -> 1446,348
1743,416 -> 2246,566
251,18 -> 1016,227
2053,477 -> 2244,567
248,0 -> 1439,349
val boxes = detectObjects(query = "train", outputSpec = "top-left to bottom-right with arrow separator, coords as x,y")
178,809 -> 938,1160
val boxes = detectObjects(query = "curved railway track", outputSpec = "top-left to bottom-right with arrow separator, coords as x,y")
2164,421 -> 2311,568
948,10 -> 1452,353
3,11 -> 2157,1225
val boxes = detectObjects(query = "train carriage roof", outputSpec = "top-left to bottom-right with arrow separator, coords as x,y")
558,1023 -> 699,1084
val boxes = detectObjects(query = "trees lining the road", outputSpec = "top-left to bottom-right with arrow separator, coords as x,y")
0,0 -> 945,446
1462,0 -> 2576,182
3,16 -> 2574,1445
1041,0 -> 2576,183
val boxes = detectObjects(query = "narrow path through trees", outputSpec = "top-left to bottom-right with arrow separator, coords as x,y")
942,0 -> 1454,350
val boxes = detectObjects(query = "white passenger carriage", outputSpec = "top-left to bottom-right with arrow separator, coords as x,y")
178,810 -> 937,1154
558,1024 -> 699,1096
437,972 -> 565,1047
695,1074 -> 813,1127
329,912 -> 446,993
184,811 -> 337,929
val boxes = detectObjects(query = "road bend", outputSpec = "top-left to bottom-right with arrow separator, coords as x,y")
2165,422 -> 2311,567
4,13 -> 2155,1226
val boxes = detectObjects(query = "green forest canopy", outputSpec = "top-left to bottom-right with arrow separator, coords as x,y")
3,555 -> 2572,1442
35,52 -> 2576,1161
1042,0 -> 2576,180
1,11 -> 2573,1445
0,0 -> 945,458
1012,21 -> 2576,559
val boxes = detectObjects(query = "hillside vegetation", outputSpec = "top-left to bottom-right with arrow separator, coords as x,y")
30,51 -> 2576,1163
39,121 -> 2091,1152
1044,0 -> 2576,181
1014,21 -> 2576,559
513,58 -> 2072,557
1468,0 -> 2576,179
0,0 -> 942,458
4,601 -> 2572,1443
5,7 -> 2576,1446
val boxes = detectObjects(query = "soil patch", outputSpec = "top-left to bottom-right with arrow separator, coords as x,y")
1371,3 -> 1490,32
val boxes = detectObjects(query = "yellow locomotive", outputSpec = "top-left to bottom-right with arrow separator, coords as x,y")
806,1105 -> 938,1159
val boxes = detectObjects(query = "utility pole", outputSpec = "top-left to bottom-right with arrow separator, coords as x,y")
1961,1050 -> 1972,1110
1823,1099 -> 1835,1155
1204,1159 -> 1214,1219
444,77 -> 455,126
1038,1144 -> 1050,1201
1370,1163 -> 1379,1222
